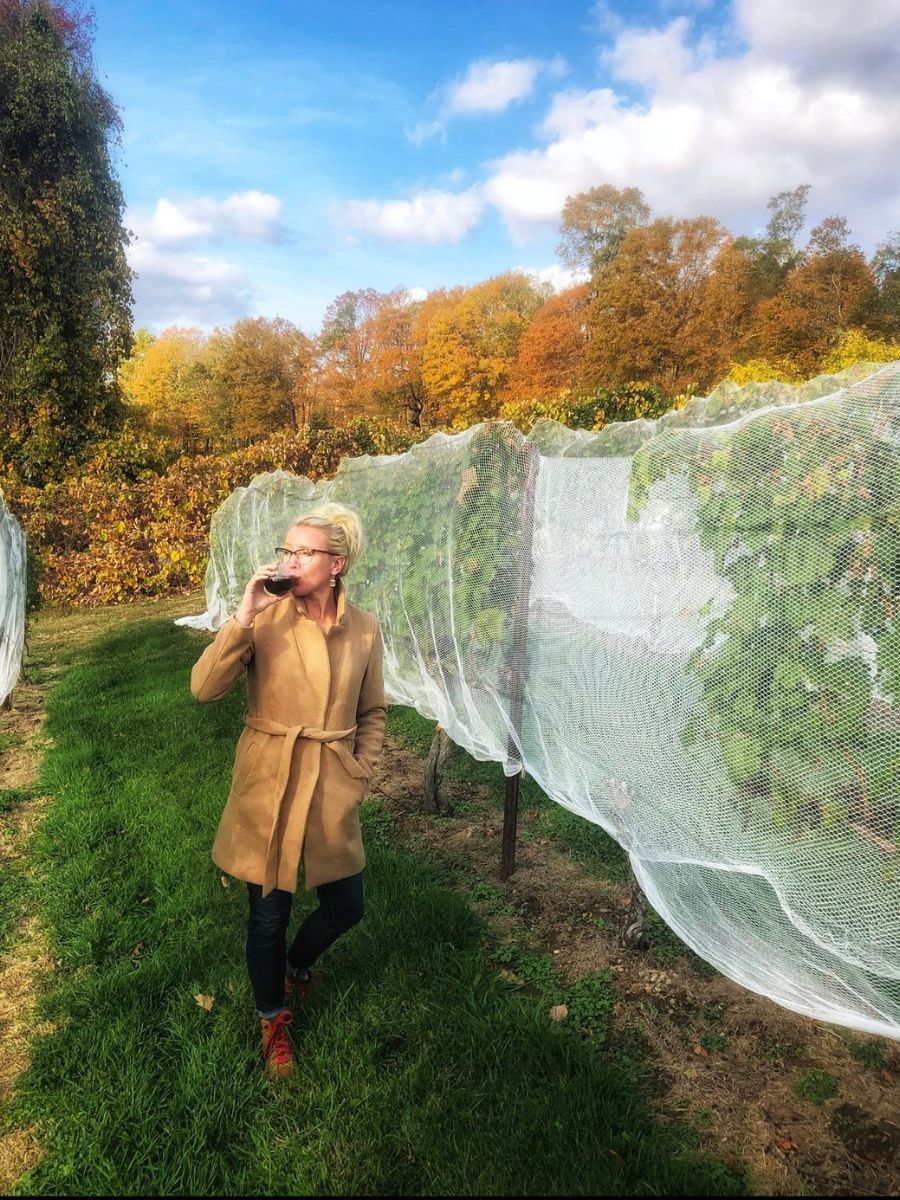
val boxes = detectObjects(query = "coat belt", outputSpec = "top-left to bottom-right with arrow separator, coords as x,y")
244,716 -> 365,896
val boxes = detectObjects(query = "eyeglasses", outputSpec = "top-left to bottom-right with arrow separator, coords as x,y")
276,546 -> 340,563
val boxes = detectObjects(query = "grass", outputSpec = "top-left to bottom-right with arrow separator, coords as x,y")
842,1033 -> 886,1070
1,616 -> 747,1196
791,1069 -> 840,1106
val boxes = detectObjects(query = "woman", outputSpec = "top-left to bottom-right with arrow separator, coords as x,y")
190,503 -> 386,1079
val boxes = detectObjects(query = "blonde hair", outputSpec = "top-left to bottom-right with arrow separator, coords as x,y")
288,502 -> 364,576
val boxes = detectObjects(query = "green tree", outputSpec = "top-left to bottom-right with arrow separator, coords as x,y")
870,232 -> 900,338
557,184 -> 651,279
0,0 -> 132,483
733,184 -> 811,308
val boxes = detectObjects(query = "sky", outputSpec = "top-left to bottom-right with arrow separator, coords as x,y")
88,0 -> 900,336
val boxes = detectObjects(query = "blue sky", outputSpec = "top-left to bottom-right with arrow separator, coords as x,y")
89,0 -> 900,335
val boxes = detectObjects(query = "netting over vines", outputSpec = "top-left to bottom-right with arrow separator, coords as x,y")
180,361 -> 900,1039
0,488 -> 26,706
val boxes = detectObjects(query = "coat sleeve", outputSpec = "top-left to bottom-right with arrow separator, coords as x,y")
190,617 -> 255,702
354,620 -> 387,776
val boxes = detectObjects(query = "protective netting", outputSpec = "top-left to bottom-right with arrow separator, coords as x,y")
0,488 -> 26,706
180,361 -> 900,1039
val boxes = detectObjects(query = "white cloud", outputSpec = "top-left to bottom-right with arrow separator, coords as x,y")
409,56 -> 567,143
605,16 -> 698,90
482,2 -> 900,246
127,241 -> 256,328
131,191 -> 286,246
540,87 -> 620,139
332,188 -> 485,245
734,0 -> 900,84
445,58 -> 543,116
336,0 -> 900,252
409,286 -> 428,302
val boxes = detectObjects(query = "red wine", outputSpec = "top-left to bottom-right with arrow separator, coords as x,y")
263,574 -> 295,596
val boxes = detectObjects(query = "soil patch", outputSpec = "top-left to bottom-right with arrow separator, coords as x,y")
369,735 -> 900,1198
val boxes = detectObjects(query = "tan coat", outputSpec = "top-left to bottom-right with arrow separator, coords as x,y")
190,578 -> 386,894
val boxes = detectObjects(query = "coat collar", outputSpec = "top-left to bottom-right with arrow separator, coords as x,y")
292,575 -> 349,632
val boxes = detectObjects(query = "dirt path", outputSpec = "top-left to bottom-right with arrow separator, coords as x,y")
367,741 -> 900,1197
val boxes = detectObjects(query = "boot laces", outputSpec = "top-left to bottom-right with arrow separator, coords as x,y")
263,1009 -> 293,1064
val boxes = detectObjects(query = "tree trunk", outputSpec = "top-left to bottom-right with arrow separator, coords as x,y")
424,725 -> 452,815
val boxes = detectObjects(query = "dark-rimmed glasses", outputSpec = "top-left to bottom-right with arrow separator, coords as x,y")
276,546 -> 340,563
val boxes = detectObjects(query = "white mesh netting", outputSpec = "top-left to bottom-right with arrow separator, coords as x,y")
0,488 -> 26,706
179,361 -> 900,1039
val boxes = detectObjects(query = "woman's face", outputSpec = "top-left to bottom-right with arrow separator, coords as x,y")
282,524 -> 345,597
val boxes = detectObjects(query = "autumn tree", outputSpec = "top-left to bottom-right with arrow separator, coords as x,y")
586,217 -> 742,394
753,216 -> 877,375
355,288 -> 428,427
557,185 -> 651,279
421,273 -> 548,426
0,0 -> 132,483
120,326 -> 212,449
208,316 -> 313,442
504,284 -> 592,405
315,288 -> 382,418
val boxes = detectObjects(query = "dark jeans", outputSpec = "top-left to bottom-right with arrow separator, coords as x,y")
246,871 -> 364,1018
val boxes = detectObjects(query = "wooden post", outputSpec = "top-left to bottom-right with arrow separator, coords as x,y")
620,880 -> 649,949
424,724 -> 452,815
499,441 -> 539,882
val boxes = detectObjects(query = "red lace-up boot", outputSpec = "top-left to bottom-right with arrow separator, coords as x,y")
284,966 -> 317,1004
259,1009 -> 293,1079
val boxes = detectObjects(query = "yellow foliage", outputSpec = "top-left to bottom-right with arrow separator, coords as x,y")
722,358 -> 800,385
820,329 -> 900,373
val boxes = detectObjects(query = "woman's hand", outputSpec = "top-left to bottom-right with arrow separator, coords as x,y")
233,562 -> 294,626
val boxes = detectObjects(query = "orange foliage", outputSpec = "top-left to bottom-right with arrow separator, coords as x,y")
504,284 -> 592,405
421,273 -> 547,426
587,217 -> 746,394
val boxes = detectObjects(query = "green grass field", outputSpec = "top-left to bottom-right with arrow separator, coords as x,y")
1,614 -> 745,1196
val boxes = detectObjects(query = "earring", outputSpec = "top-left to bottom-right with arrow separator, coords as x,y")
330,576 -> 336,588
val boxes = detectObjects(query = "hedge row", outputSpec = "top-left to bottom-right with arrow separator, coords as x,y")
4,417 -> 419,607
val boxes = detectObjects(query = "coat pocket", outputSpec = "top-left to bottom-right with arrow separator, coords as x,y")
330,740 -> 369,780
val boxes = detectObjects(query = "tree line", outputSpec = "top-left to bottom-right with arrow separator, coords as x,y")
122,183 -> 900,453
2,1 -> 900,487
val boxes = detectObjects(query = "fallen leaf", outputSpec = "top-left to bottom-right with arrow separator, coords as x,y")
130,943 -> 143,959
549,1003 -> 568,1022
194,993 -> 215,1012
724,1153 -> 737,1169
220,875 -> 230,888
693,1044 -> 708,1057
684,1068 -> 699,1080
777,1138 -> 797,1153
